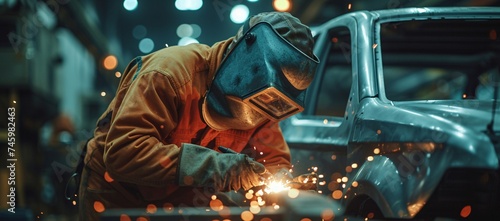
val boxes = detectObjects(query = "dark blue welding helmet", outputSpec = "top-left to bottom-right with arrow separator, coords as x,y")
202,12 -> 319,131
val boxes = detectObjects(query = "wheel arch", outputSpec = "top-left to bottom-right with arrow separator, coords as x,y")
342,155 -> 411,218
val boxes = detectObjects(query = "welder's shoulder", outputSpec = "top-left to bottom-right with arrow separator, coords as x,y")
139,43 -> 210,80
117,44 -> 209,90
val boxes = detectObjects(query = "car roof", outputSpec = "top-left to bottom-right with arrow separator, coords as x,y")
371,6 -> 500,20
315,6 -> 500,31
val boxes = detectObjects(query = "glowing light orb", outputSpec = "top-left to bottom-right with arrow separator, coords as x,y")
93,201 -> 105,213
123,0 -> 138,11
146,204 -> 157,213
103,55 -> 118,70
460,205 -> 472,218
287,188 -> 300,198
230,4 -> 249,24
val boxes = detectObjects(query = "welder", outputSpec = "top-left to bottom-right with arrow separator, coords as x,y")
75,11 -> 319,221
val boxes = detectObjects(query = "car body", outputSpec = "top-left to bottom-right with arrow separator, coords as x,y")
281,7 -> 500,220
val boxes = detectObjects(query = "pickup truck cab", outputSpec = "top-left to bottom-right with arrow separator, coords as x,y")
281,7 -> 500,220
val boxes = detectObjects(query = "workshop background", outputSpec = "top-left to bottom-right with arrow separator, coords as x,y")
1,0 -> 499,220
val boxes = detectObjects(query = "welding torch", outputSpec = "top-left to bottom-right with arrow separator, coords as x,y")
218,146 -> 317,191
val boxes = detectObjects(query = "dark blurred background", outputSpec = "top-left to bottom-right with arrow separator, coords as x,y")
1,0 -> 499,220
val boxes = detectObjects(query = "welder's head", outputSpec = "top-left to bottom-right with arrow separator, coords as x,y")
202,12 -> 319,131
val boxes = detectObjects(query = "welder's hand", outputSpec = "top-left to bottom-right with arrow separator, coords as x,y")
177,143 -> 266,192
288,173 -> 318,191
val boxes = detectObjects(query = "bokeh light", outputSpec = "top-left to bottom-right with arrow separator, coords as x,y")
218,206 -> 231,218
123,0 -> 138,11
332,190 -> 343,200
176,24 -> 193,38
460,205 -> 472,218
287,188 -> 299,198
178,37 -> 199,46
93,201 -> 105,213
139,38 -> 155,53
249,205 -> 261,214
230,4 -> 249,24
103,55 -> 118,70
190,24 -> 202,38
175,0 -> 203,10
352,181 -> 359,187
273,0 -> 291,12
120,214 -> 131,221
321,209 -> 335,221
163,203 -> 174,213
209,199 -> 223,211
132,25 -> 147,39
241,210 -> 254,221
176,24 -> 201,45
146,204 -> 157,213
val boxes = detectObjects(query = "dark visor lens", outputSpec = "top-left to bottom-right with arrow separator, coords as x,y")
245,87 -> 303,120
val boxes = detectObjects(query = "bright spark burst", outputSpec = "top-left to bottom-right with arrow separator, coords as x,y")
264,180 -> 290,193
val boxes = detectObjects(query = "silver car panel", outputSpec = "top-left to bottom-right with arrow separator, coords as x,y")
281,6 -> 500,219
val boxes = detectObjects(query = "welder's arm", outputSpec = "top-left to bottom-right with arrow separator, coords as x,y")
176,144 -> 267,191
247,122 -> 318,191
247,121 -> 293,174
103,72 -> 183,187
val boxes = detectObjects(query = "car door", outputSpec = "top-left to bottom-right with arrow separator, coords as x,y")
280,16 -> 359,197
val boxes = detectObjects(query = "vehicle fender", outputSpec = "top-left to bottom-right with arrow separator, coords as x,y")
343,155 -> 411,218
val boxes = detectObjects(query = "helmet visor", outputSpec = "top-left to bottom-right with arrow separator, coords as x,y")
244,87 -> 303,121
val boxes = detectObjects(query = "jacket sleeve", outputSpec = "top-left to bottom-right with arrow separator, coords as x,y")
246,121 -> 292,174
103,71 -> 181,187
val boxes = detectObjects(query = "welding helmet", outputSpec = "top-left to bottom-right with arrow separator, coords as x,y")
202,12 -> 319,131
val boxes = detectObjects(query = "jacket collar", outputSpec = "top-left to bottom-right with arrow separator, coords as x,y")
207,37 -> 234,89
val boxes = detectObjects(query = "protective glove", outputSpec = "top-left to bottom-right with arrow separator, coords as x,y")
177,143 -> 266,192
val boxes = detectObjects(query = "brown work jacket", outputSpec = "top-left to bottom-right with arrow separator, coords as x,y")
79,38 -> 292,220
